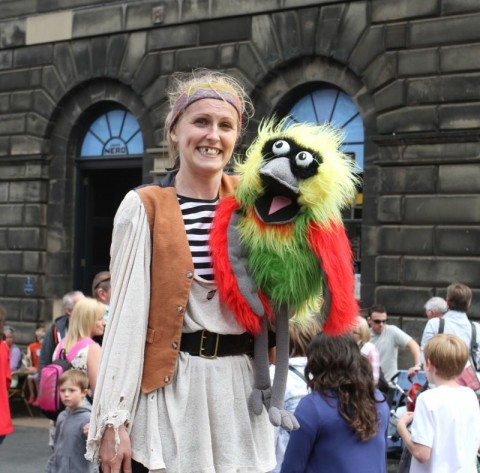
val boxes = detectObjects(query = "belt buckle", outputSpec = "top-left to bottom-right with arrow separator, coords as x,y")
199,330 -> 220,359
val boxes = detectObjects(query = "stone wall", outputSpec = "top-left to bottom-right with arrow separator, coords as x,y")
0,0 -> 479,345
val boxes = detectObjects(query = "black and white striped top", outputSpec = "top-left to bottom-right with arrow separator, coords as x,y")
178,194 -> 218,281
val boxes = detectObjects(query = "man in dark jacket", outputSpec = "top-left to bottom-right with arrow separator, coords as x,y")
38,290 -> 85,376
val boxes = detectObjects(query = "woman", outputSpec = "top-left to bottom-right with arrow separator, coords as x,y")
86,69 -> 275,473
0,305 -> 14,444
352,315 -> 381,384
280,334 -> 389,473
53,297 -> 105,394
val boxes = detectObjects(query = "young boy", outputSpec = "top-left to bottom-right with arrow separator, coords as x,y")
397,333 -> 480,473
45,369 -> 95,473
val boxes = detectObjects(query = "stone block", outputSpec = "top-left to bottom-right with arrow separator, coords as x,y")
142,76 -> 168,109
349,26 -> 384,74
363,53 -> 397,92
0,94 -> 9,113
132,52 -> 160,94
11,91 -> 32,111
436,226 -> 480,256
23,251 -> 45,273
199,16 -> 251,45
271,11 -> 302,61
441,43 -> 480,73
314,4 -> 346,56
298,7 -> 319,56
71,39 -> 92,81
378,196 -> 402,223
401,141 -> 479,163
27,113 -> 50,137
410,13 -> 480,48
398,48 -> 438,76
41,66 -> 66,102
333,2 -> 368,64
219,45 -> 236,68
0,205 -> 23,225
377,106 -> 437,133
53,43 -> 77,89
0,113 -> 25,135
385,22 -> 407,49
159,51 -> 175,75
106,35 -> 128,78
91,36 -> 108,76
24,204 -> 46,225
8,228 -> 45,250
10,180 -> 46,202
439,103 -> 480,130
442,0 -> 480,14
14,44 -> 53,67
373,80 -> 405,113
21,298 -> 44,323
381,166 -> 436,194
119,32 -> 147,84
0,183 -> 7,201
6,275 -> 42,298
371,0 -> 438,22
0,70 -> 30,92
376,256 -> 403,284
378,226 -> 433,254
11,135 -> 45,156
0,50 -> 13,70
375,285 -> 433,316
0,19 -> 26,48
72,6 -> 123,38
0,251 -> 22,271
238,43 -> 265,83
404,257 -> 480,286
177,46 -> 218,71
0,229 -> 6,249
405,195 -> 480,224
438,164 -> 480,193
32,90 -> 57,119
148,25 -> 197,51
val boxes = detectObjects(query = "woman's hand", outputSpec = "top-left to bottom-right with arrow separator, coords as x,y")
99,424 -> 132,473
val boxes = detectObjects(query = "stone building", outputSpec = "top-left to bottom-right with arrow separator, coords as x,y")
0,0 -> 479,345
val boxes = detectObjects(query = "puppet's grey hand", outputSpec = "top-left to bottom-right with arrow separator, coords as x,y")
269,407 -> 300,432
249,387 -> 271,415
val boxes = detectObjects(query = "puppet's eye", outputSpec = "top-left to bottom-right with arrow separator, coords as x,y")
272,140 -> 290,155
295,151 -> 314,168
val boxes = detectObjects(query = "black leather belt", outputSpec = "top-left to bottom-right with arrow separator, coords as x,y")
180,330 -> 254,359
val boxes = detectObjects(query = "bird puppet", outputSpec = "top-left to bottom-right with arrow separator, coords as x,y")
210,117 -> 359,431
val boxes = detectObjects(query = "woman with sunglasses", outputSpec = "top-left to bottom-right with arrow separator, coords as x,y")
367,304 -> 421,386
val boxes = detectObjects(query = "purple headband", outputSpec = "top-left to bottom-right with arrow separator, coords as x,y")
168,85 -> 243,131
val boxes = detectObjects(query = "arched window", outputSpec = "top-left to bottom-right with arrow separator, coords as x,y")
285,86 -> 364,172
80,109 -> 144,157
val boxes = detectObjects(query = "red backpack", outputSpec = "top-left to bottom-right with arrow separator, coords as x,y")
37,337 -> 95,420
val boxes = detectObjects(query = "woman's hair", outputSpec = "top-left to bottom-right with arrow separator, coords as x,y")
63,297 -> 104,351
289,317 -> 322,358
424,333 -> 468,379
354,316 -> 370,345
305,333 -> 381,441
164,68 -> 254,165
446,283 -> 472,312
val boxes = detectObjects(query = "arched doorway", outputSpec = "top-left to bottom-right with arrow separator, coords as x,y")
74,108 -> 144,293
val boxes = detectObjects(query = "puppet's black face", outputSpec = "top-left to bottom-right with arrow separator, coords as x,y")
254,138 -> 321,224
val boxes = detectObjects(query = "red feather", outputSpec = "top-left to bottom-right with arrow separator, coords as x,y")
307,221 -> 358,335
210,196 -> 269,335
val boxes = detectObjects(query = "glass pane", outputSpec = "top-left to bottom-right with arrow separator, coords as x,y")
312,89 -> 337,123
289,95 -> 317,124
330,93 -> 359,129
80,109 -> 144,158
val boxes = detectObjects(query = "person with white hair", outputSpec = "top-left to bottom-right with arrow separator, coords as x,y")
424,297 -> 448,320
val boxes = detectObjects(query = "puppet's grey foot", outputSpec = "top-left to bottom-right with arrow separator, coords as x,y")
268,407 -> 300,432
249,388 -> 271,415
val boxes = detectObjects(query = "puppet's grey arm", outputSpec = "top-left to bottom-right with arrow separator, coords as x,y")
227,212 -> 264,317
250,307 -> 299,432
268,305 -> 299,431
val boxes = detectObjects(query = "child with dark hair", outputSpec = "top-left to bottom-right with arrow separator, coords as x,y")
397,333 -> 480,473
45,369 -> 95,473
280,333 -> 389,473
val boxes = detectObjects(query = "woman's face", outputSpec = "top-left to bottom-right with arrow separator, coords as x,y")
93,308 -> 106,337
170,98 -> 239,179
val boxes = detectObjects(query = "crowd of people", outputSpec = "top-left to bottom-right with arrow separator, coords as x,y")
1,68 -> 479,473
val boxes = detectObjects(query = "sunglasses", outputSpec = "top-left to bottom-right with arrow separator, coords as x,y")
372,319 -> 387,325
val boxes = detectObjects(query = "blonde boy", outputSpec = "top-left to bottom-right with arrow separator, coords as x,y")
397,334 -> 480,473
45,370 -> 95,473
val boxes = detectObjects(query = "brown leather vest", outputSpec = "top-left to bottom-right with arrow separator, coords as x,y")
137,173 -> 238,393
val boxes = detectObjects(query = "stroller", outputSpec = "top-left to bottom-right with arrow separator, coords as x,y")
386,370 -> 428,461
